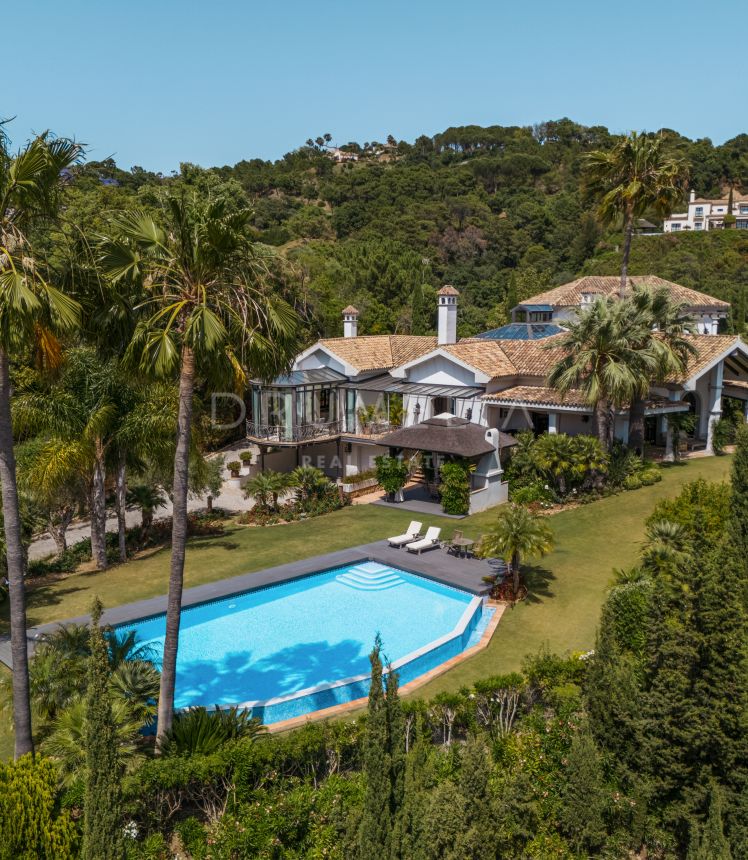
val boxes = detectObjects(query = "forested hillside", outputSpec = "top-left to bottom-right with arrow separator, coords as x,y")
61,119 -> 748,340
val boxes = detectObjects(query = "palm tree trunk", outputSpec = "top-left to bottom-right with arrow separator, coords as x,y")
511,551 -> 520,596
0,348 -> 34,757
619,206 -> 634,299
594,400 -> 609,450
628,397 -> 647,454
90,442 -> 108,570
49,505 -> 74,557
116,454 -> 127,564
156,344 -> 195,749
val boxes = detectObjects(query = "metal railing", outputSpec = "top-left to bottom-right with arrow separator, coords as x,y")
246,419 -> 342,443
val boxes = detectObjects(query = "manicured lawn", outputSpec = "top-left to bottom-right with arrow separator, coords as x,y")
0,455 -> 733,758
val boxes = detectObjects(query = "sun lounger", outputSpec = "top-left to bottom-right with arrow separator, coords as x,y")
405,526 -> 442,554
388,521 -> 423,547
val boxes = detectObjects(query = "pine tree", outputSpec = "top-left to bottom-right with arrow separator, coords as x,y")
727,425 -> 748,584
359,636 -> 392,858
560,728 -> 607,855
458,735 -> 497,859
82,598 -> 124,860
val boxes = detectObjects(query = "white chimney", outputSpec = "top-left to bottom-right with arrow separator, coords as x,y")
437,285 -> 459,345
689,189 -> 696,203
342,305 -> 359,338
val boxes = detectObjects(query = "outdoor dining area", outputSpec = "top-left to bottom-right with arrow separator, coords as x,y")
387,520 -> 479,558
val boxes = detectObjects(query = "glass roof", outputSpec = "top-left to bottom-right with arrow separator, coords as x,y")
475,323 -> 565,341
253,368 -> 347,387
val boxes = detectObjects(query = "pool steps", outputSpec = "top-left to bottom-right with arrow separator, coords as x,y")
336,562 -> 406,591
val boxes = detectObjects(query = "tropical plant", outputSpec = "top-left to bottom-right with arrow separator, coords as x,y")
226,460 -> 242,477
547,297 -> 659,450
290,465 -> 330,507
159,705 -> 265,757
100,192 -> 301,746
583,131 -> 688,297
126,482 -> 167,540
531,433 -> 607,496
374,455 -> 409,500
478,503 -> 554,596
245,469 -> 289,511
0,127 -> 84,757
239,450 -> 253,464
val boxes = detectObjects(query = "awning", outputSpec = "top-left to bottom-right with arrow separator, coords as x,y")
378,415 -> 516,458
252,368 -> 347,387
341,376 -> 484,399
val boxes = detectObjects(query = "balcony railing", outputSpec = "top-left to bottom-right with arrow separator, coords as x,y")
247,419 -> 342,444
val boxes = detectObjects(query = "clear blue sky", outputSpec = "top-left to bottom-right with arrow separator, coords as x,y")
5,0 -> 747,172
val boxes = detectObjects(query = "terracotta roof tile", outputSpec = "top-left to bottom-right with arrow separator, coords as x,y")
318,335 -> 437,372
516,275 -> 729,311
438,285 -> 460,296
341,305 -> 359,314
674,334 -> 745,381
441,341 -> 517,377
482,386 -> 590,409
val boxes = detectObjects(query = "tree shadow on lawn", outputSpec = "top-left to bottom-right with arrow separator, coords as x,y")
522,564 -> 555,605
185,537 -> 241,552
25,584 -> 90,626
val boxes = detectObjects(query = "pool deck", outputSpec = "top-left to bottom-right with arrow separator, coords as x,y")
0,540 -> 504,666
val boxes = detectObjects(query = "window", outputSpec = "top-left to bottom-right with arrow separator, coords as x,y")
528,311 -> 552,322
694,222 -> 703,230
736,220 -> 748,230
740,205 -> 748,214
671,223 -> 681,231
695,206 -> 704,215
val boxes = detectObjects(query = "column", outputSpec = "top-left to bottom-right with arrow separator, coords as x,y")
705,361 -> 724,455
548,412 -> 559,434
663,424 -> 675,462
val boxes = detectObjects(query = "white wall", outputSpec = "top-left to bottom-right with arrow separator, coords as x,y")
406,354 -> 479,386
295,348 -> 347,374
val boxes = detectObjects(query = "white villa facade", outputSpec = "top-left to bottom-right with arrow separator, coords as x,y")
246,280 -> 748,498
664,189 -> 748,233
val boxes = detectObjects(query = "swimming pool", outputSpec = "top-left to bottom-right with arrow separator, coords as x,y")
119,561 -> 487,724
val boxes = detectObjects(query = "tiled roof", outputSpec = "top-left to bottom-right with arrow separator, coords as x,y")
441,341 -> 518,378
674,334 -> 745,381
482,386 -> 590,409
342,305 -> 359,315
496,336 -> 568,376
516,276 -> 729,311
319,335 -> 437,372
438,285 -> 460,296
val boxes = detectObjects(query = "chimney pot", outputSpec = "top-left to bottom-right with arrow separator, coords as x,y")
689,189 -> 696,203
342,305 -> 359,338
437,286 -> 459,344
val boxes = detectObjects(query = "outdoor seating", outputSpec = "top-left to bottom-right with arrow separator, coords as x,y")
448,531 -> 476,558
387,521 -> 423,548
406,526 -> 442,554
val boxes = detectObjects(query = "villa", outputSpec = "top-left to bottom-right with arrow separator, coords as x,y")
664,188 -> 748,233
247,278 -> 748,494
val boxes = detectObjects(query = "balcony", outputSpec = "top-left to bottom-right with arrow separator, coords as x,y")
247,419 -> 343,445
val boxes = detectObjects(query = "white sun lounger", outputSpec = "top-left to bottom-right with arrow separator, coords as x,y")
387,521 -> 423,548
405,526 -> 442,554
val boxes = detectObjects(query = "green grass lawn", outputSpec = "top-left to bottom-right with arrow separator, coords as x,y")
0,455 -> 732,759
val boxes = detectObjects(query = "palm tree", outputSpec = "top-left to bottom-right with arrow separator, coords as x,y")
626,285 -> 697,451
584,131 -> 688,297
126,482 -> 167,540
100,193 -> 300,746
0,128 -> 83,757
547,297 -> 659,450
246,469 -> 289,512
478,503 -> 554,596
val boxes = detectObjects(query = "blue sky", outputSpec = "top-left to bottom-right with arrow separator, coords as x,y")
5,0 -> 747,172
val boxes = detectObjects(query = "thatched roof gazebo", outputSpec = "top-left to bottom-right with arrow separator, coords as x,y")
378,414 -> 517,458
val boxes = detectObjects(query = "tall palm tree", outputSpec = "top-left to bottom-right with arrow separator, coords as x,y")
584,132 -> 689,297
547,297 -> 659,450
478,503 -> 554,596
0,128 -> 82,756
100,193 -> 300,746
626,285 -> 697,451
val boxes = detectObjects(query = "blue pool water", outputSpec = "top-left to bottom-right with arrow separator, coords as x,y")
119,561 -> 483,723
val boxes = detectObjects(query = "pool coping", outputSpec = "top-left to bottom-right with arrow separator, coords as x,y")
265,600 -> 506,733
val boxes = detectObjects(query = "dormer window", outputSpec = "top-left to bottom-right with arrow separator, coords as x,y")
580,292 -> 595,305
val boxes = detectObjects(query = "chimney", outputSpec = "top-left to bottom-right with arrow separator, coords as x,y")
689,189 -> 696,203
437,285 -> 459,345
342,305 -> 359,338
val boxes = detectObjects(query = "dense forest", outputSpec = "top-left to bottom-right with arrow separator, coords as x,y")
58,118 -> 748,340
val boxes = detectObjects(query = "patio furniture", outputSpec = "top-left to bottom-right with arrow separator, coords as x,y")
387,521 -> 423,548
406,526 -> 442,554
449,535 -> 475,558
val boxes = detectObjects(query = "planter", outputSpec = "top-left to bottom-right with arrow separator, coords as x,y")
341,476 -> 379,495
227,477 -> 242,489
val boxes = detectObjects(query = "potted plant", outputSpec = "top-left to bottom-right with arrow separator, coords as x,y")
239,450 -> 253,473
374,455 -> 409,503
227,460 -> 242,479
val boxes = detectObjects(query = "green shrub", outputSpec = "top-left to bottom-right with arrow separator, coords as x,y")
239,450 -> 253,464
226,460 -> 242,475
605,580 -> 653,656
374,455 -> 409,498
639,466 -> 662,485
160,706 -> 265,757
511,481 -> 556,506
622,474 -> 643,491
439,460 -> 472,515
711,417 -> 735,455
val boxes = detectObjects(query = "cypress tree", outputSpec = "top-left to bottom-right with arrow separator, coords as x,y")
359,635 -> 392,859
687,785 -> 733,860
560,728 -> 607,855
385,661 -> 405,859
727,425 -> 748,583
392,716 -> 432,860
458,735 -> 496,860
82,598 -> 124,860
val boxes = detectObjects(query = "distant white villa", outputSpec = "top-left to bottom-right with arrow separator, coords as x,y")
664,189 -> 748,233
246,279 -> 748,498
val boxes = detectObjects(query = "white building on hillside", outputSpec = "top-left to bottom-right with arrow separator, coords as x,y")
664,189 -> 748,232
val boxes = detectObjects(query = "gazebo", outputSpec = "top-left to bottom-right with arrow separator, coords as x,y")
378,414 -> 515,514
